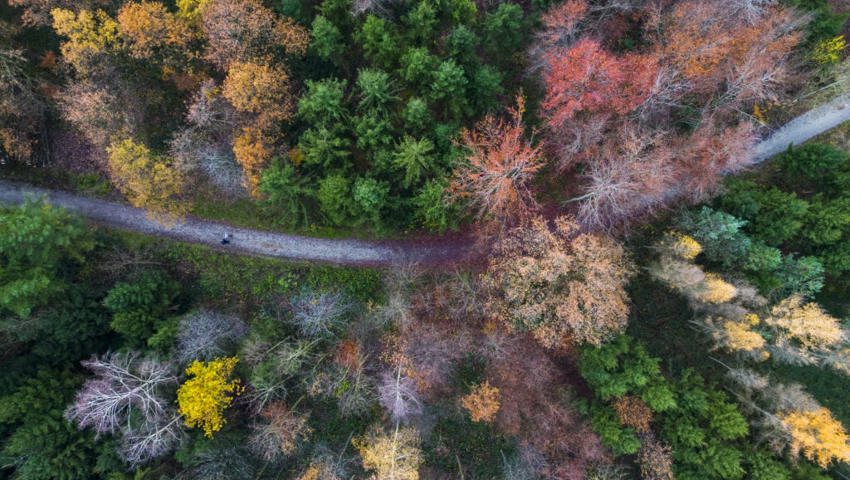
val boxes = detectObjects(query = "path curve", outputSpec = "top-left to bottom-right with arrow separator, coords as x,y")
751,92 -> 850,163
0,180 -> 472,266
2,93 -> 850,265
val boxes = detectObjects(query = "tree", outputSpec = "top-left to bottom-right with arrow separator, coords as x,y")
176,310 -> 247,363
177,356 -> 243,437
719,180 -> 809,246
450,96 -> 544,227
0,369 -> 103,478
429,59 -> 468,116
65,352 -> 182,466
298,126 -> 351,169
612,396 -> 653,434
485,216 -> 633,348
378,366 -> 423,424
542,38 -> 657,128
399,47 -> 437,90
51,8 -> 119,73
297,78 -> 349,127
638,435 -> 674,480
413,180 -> 455,232
247,401 -> 312,462
352,177 -> 389,227
781,408 -> 850,467
233,126 -> 274,196
318,174 -> 351,225
259,160 -> 314,227
356,68 -> 396,113
355,425 -> 423,480
9,0 -> 97,26
201,0 -> 308,68
355,15 -> 397,69
116,1 -> 194,62
402,97 -> 431,132
0,45 -> 45,162
579,335 -> 675,412
0,199 -> 93,319
678,207 -> 751,269
460,381 -> 501,423
482,3 -> 523,57
289,289 -> 351,338
103,269 -> 179,347
310,15 -> 344,61
393,136 -> 436,188
106,138 -> 187,220
222,61 -> 296,125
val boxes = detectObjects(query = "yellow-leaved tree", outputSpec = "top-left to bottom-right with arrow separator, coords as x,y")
116,1 -> 195,62
176,356 -> 243,437
355,425 -> 422,480
781,407 -> 850,467
51,8 -> 119,73
106,138 -> 187,221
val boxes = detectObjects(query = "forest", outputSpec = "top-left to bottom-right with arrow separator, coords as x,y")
3,0 -> 850,479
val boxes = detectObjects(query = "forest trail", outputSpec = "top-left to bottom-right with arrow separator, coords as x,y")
0,180 -> 471,266
2,93 -> 850,265
751,91 -> 850,163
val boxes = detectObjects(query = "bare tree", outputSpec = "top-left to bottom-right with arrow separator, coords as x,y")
289,289 -> 352,338
247,401 -> 313,462
378,366 -> 423,424
65,352 -> 182,466
176,309 -> 248,363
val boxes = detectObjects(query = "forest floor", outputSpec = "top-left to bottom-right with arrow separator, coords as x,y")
2,92 -> 850,265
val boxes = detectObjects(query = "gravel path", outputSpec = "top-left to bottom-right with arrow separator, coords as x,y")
2,94 -> 849,265
0,180 -> 471,266
751,92 -> 850,163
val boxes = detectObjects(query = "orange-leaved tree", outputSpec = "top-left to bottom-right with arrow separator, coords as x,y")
450,95 -> 544,229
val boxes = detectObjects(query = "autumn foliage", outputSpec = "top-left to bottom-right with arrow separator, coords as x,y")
460,381 -> 501,423
176,356 -> 243,437
451,96 -> 544,228
542,38 -> 657,128
484,216 -> 633,348
781,407 -> 850,467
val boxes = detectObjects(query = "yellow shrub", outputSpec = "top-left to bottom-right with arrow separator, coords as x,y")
696,274 -> 737,304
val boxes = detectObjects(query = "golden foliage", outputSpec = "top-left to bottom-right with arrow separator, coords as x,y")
106,138 -> 188,221
766,296 -> 844,350
222,61 -> 294,124
355,426 -> 422,480
781,408 -> 850,467
460,381 -> 501,423
177,356 -> 243,438
812,35 -> 846,65
723,320 -> 766,352
117,1 -> 195,61
660,231 -> 702,260
51,8 -> 119,72
613,396 -> 653,434
695,273 -> 737,304
485,216 -> 633,348
232,126 -> 272,197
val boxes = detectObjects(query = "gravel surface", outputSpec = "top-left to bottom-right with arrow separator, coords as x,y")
2,96 -> 849,265
751,92 -> 850,163
0,180 -> 471,266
